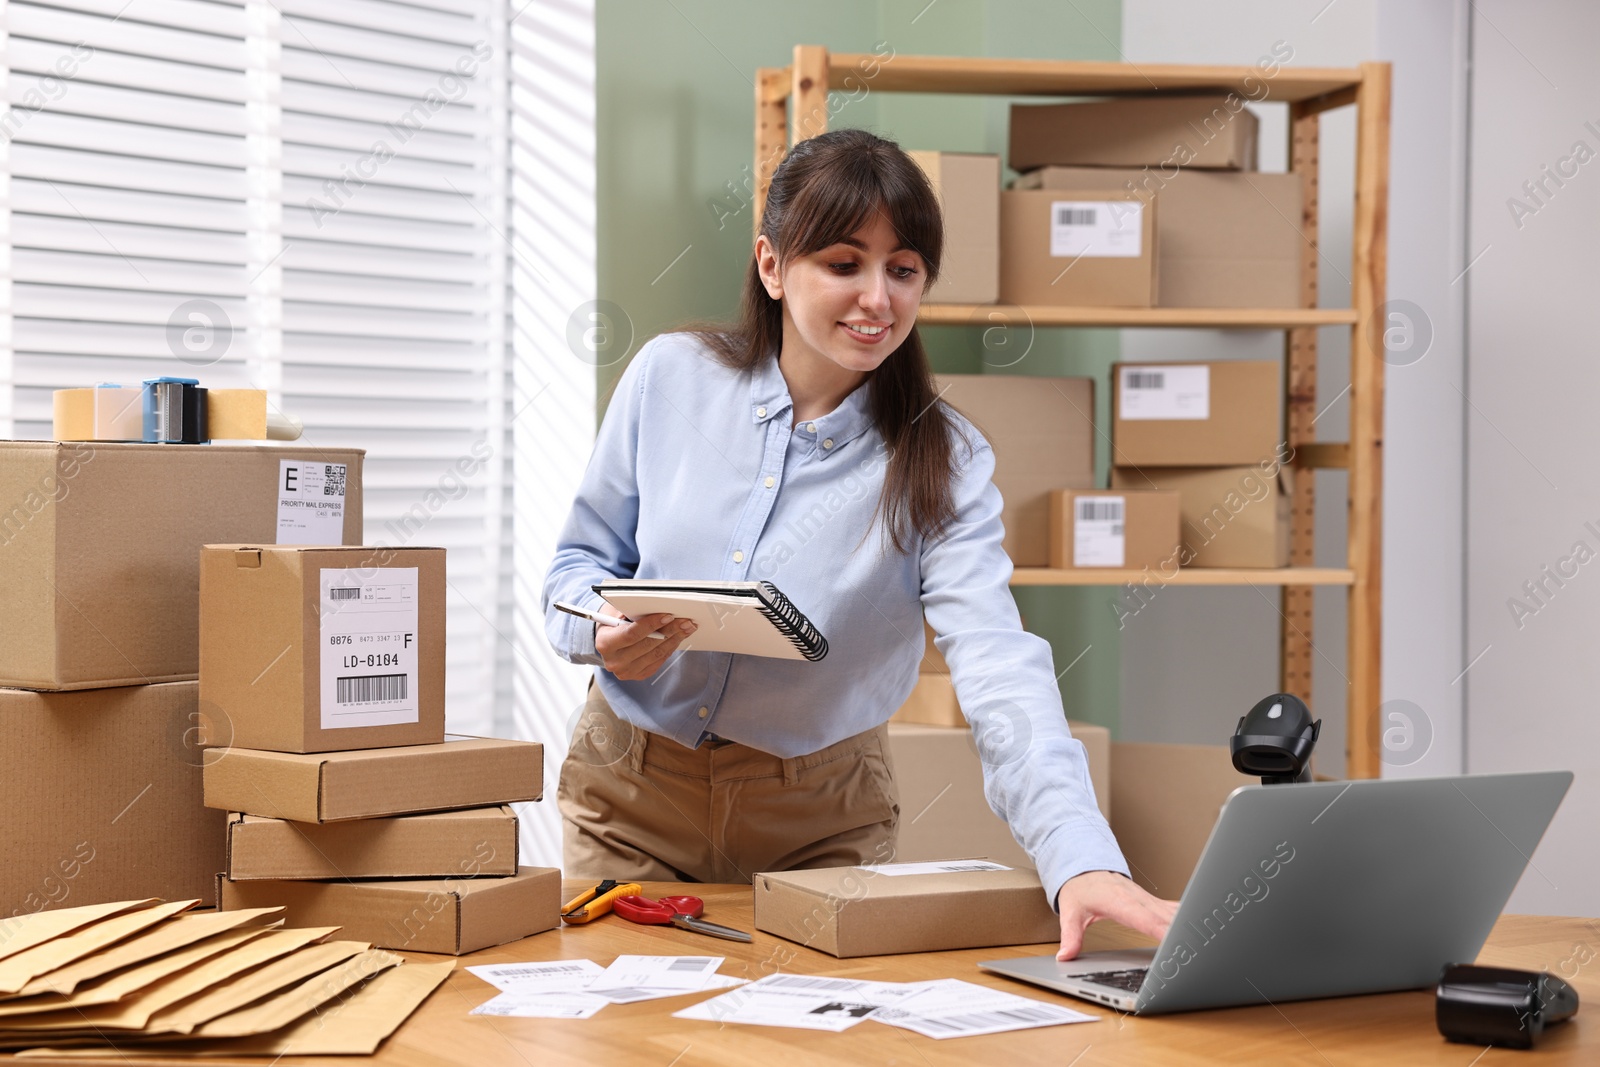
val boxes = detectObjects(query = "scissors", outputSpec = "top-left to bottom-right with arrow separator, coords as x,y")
561,880 -> 644,924
612,894 -> 752,943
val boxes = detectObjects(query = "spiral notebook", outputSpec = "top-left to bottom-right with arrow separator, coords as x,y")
591,579 -> 829,662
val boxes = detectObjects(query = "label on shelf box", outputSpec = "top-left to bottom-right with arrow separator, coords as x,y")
277,460 -> 347,544
319,567 -> 420,730
1049,200 -> 1143,258
1119,365 -> 1210,420
1073,496 -> 1126,568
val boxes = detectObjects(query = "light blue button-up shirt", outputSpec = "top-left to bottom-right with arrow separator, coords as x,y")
542,331 -> 1129,904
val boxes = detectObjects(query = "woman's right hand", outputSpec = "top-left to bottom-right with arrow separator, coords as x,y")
594,605 -> 696,681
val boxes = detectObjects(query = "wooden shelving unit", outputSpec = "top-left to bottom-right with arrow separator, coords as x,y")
754,47 -> 1390,778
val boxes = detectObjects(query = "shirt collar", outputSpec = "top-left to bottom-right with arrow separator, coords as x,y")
750,355 -> 876,461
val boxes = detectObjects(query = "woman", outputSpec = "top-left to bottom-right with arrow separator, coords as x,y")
543,127 -> 1176,960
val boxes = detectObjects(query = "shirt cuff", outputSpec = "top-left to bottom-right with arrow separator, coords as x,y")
1035,823 -> 1133,914
564,593 -> 605,665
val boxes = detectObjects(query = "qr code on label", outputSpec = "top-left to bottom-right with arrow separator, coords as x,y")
323,465 -> 347,497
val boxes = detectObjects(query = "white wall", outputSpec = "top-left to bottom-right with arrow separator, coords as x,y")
1118,1 -> 1470,787
1464,0 -> 1600,917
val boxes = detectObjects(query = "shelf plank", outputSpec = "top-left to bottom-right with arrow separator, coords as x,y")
917,304 -> 1359,329
1010,567 -> 1355,587
828,54 -> 1363,103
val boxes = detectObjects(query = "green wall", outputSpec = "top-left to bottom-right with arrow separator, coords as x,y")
595,0 -> 1126,735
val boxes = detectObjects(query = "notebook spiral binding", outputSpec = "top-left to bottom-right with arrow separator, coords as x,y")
756,581 -> 829,662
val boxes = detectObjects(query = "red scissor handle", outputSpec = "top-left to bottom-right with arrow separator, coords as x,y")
613,894 -> 705,925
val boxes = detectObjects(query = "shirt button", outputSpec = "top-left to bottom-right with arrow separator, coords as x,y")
764,476 -> 775,488
823,438 -> 834,449
732,550 -> 744,563
756,406 -> 767,418
698,706 -> 709,719
805,422 -> 817,433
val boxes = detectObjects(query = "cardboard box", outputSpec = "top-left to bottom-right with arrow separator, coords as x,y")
1014,166 -> 1302,307
889,720 -> 1110,869
1110,742 -> 1246,899
1111,360 -> 1280,467
199,544 -> 446,753
890,673 -> 962,728
1048,488 -> 1182,570
0,442 -> 363,690
224,806 -> 519,880
2,681 -> 225,915
202,736 -> 544,823
1009,94 -> 1259,171
754,865 -> 1060,957
1000,189 -> 1157,307
218,866 -> 562,955
1111,465 -> 1291,568
935,374 -> 1095,567
908,151 -> 1000,304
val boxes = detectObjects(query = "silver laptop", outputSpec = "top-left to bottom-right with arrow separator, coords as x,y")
980,771 -> 1572,1015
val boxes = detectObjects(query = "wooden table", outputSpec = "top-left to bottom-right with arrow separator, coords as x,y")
12,883 -> 1599,1065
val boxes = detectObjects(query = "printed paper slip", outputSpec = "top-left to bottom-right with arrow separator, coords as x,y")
470,991 -> 607,1019
874,978 -> 1099,1039
277,459 -> 347,545
595,954 -> 723,990
466,959 -> 604,994
673,974 -> 926,1032
854,860 -> 1012,877
588,974 -> 746,1004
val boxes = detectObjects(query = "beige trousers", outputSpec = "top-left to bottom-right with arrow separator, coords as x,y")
558,681 -> 900,884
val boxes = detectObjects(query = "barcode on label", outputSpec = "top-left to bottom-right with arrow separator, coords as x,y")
1125,371 -> 1166,390
1055,206 -> 1097,226
494,964 -> 586,977
936,864 -> 1002,873
667,958 -> 713,972
323,464 -> 347,496
767,975 -> 855,990
329,587 -> 360,601
916,1005 -> 1074,1033
1075,500 -> 1124,523
335,674 -> 407,704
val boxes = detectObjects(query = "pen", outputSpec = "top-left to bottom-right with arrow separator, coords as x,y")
554,600 -> 667,641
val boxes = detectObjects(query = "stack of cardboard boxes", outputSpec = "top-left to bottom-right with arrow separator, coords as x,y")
199,544 -> 560,956
0,443 -> 363,915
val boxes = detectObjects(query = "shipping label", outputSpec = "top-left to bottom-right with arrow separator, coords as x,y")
319,567 -> 419,730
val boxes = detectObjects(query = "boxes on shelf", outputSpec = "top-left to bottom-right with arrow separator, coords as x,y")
753,864 -> 1060,957
0,443 -> 364,690
1009,94 -> 1259,171
889,718 -> 1110,870
1111,360 -> 1281,467
2,681 -> 224,913
199,544 -> 446,753
1110,742 -> 1246,899
1111,464 -> 1291,568
202,736 -> 544,823
1012,167 -> 1303,308
908,151 -> 1000,304
218,866 -> 562,955
224,806 -> 520,881
1000,189 -> 1158,307
934,374 -> 1095,567
1048,488 -> 1182,571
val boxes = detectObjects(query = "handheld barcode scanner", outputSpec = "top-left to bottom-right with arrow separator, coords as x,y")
1230,693 -> 1320,784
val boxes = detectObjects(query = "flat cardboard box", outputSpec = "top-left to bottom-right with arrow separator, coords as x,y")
1014,166 -> 1302,307
1110,742 -> 1246,899
935,374 -> 1096,567
1049,488 -> 1183,570
0,442 -> 363,690
908,151 -> 1000,304
1,682 -> 224,914
889,720 -> 1110,872
754,865 -> 1060,957
199,545 -> 446,753
1009,94 -> 1259,171
218,867 -> 562,956
202,736 -> 543,823
224,806 -> 519,880
1000,189 -> 1157,306
1111,361 -> 1281,467
1111,465 -> 1291,568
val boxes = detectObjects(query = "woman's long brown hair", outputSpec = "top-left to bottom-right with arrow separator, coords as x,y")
694,128 -> 963,555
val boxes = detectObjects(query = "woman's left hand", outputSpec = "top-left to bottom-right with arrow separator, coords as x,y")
1055,870 -> 1179,961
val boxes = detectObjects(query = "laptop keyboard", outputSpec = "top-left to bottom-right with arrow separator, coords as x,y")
1077,968 -> 1148,993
